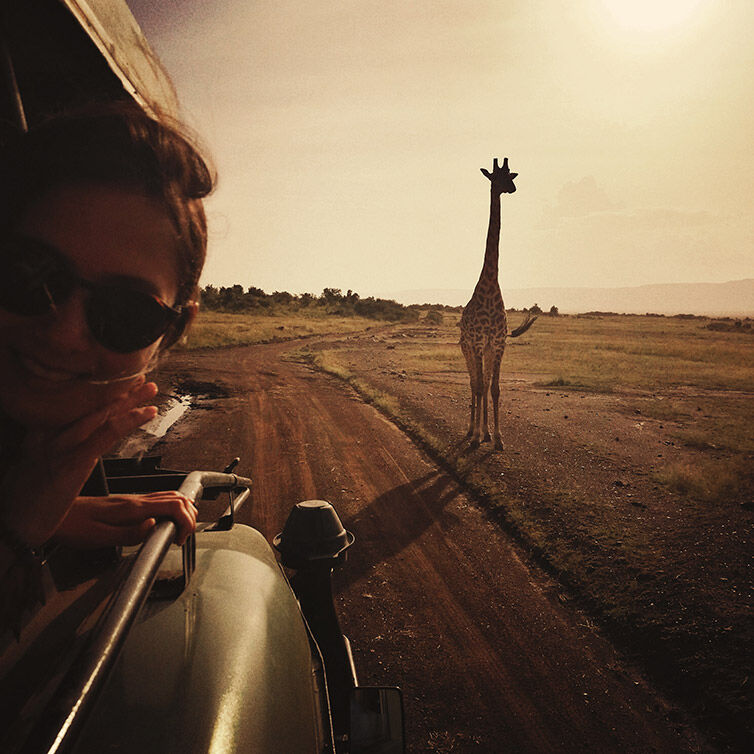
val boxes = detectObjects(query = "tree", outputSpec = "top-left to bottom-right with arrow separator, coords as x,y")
201,284 -> 220,309
322,288 -> 343,304
549,305 -> 559,317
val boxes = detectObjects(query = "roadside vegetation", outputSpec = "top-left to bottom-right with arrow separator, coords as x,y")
298,308 -> 754,506
200,284 -> 416,320
386,309 -> 754,394
178,286 -> 417,349
180,310 -> 380,349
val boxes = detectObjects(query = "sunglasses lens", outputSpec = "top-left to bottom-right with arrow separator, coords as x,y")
0,238 -> 74,315
87,287 -> 177,353
1,236 -> 179,353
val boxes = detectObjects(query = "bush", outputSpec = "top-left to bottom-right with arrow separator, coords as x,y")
200,284 -> 417,322
425,310 -> 444,325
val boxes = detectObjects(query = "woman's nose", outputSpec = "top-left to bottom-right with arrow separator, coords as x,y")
41,288 -> 94,350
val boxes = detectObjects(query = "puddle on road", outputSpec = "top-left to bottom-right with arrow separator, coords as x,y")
115,393 -> 192,457
143,393 -> 192,438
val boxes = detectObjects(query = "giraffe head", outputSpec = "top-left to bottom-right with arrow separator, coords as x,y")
480,157 -> 518,195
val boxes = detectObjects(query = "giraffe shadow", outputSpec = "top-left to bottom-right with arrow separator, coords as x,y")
335,470 -> 458,591
447,437 -> 500,468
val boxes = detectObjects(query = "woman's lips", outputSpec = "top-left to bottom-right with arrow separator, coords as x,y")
15,349 -> 90,383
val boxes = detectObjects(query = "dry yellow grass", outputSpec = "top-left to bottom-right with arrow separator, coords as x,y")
391,313 -> 754,392
177,310 -> 379,349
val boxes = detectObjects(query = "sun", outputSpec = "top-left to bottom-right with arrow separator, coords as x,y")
600,0 -> 707,32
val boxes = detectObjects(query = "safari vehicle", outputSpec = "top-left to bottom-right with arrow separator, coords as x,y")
0,2 -> 403,751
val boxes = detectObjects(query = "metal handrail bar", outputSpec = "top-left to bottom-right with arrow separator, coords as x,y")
22,471 -> 252,754
198,486 -> 252,533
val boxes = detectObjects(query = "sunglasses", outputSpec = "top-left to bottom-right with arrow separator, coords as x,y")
0,235 -> 185,353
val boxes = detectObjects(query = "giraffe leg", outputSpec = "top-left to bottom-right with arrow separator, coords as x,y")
491,350 -> 504,449
460,341 -> 477,438
481,346 -> 494,442
470,353 -> 484,447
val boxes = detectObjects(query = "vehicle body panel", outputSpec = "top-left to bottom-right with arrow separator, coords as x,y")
73,526 -> 329,753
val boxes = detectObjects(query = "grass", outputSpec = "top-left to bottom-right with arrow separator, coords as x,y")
293,313 -> 754,509
355,313 -> 754,393
655,457 -> 753,504
628,390 -> 754,504
176,310 -> 382,350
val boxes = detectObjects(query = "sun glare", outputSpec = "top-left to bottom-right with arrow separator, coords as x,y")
601,0 -> 707,32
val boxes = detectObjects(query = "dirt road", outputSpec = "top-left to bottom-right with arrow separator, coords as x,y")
153,341 -> 704,753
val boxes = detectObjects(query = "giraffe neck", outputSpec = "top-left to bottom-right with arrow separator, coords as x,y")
474,190 -> 501,293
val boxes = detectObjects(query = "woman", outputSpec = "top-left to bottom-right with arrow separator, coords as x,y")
0,102 -> 213,619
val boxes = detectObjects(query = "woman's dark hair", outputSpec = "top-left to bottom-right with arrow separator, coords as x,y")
0,101 -> 214,316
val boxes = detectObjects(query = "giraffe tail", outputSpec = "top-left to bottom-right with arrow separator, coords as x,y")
509,311 -> 537,338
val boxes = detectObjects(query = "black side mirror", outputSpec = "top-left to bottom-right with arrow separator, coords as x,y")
350,686 -> 404,753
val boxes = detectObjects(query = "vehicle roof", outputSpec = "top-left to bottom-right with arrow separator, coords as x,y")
1,0 -> 178,140
59,0 -> 179,116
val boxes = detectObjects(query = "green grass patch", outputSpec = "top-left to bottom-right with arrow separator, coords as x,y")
506,315 -> 754,392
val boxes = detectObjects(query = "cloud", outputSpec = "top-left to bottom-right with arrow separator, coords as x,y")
548,175 -> 617,219
540,174 -> 718,232
576,206 -> 717,232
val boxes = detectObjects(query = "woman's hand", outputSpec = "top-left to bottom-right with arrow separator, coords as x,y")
0,376 -> 160,548
54,492 -> 198,548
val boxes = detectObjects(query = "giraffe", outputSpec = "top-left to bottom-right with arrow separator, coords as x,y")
459,157 -> 536,449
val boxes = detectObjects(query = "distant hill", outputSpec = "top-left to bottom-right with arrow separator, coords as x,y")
388,279 -> 754,317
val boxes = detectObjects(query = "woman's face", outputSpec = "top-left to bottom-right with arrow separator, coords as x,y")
0,182 -> 180,428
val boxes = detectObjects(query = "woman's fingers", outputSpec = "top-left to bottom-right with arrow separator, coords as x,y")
58,493 -> 198,548
127,492 -> 197,545
56,380 -> 158,451
65,403 -> 158,466
136,517 -> 157,541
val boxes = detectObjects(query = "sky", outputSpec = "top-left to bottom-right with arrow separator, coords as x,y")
125,0 -> 753,300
